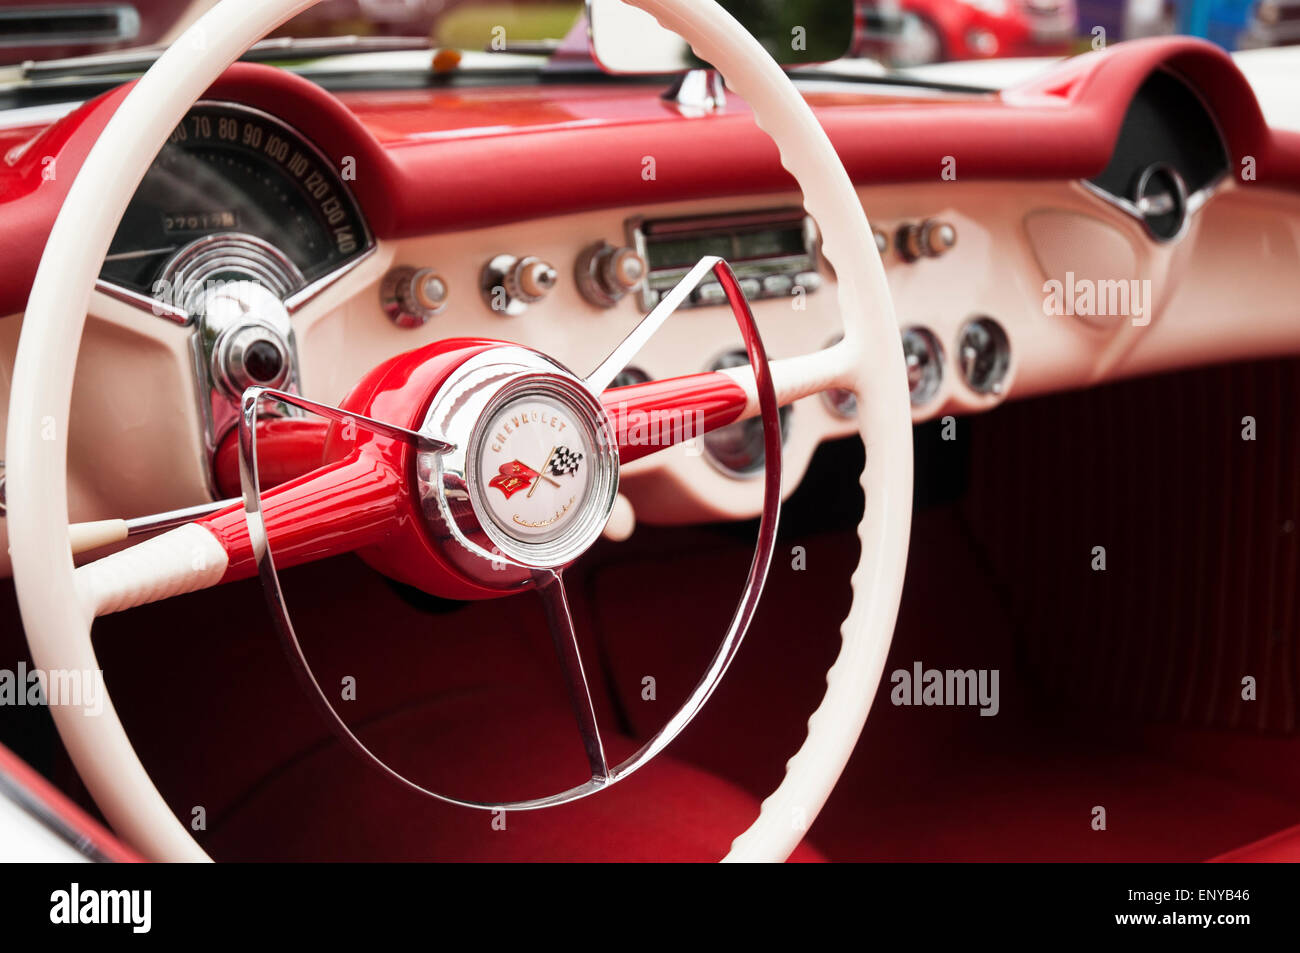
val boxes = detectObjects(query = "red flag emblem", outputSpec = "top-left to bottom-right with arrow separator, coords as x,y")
489,460 -> 539,499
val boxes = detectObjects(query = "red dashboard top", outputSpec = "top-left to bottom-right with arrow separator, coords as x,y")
0,36 -> 1296,318
330,83 -> 990,145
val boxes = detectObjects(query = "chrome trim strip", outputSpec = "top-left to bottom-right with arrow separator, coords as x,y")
160,232 -> 305,315
123,498 -> 240,536
285,244 -> 377,313
92,278 -> 189,324
1081,66 -> 1231,244
1078,172 -> 1224,244
0,765 -> 114,862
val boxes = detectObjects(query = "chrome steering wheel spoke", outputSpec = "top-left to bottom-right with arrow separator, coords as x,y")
535,569 -> 610,782
585,256 -> 725,393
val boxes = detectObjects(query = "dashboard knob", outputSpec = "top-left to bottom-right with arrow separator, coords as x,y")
897,219 -> 957,261
381,265 -> 448,328
506,256 -> 558,303
214,323 -> 291,397
872,227 -> 889,256
576,241 -> 646,307
480,254 -> 558,315
920,220 -> 957,257
199,282 -> 295,398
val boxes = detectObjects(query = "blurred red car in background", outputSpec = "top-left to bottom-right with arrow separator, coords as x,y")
858,0 -> 1078,66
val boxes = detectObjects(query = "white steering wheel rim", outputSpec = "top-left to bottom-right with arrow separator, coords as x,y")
6,0 -> 913,862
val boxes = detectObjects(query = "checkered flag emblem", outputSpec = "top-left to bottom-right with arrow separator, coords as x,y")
549,446 -> 583,477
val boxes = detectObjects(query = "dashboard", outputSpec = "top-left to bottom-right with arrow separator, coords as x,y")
2,35 -> 1300,576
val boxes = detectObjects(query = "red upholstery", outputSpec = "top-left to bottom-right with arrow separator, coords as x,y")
1212,826 -> 1300,863
203,695 -> 825,863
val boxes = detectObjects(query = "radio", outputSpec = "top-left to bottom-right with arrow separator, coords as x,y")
626,207 -> 822,310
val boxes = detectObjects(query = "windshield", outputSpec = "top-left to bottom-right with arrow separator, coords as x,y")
0,0 -> 1293,73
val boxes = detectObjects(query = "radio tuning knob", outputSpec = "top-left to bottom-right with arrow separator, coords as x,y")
576,242 -> 647,308
381,265 -> 449,328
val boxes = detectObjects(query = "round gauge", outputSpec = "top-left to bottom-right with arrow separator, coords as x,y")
703,349 -> 792,476
1133,162 -> 1188,241
957,317 -> 1011,396
100,102 -> 371,299
902,326 -> 944,405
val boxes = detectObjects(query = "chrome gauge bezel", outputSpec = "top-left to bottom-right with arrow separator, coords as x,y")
902,325 -> 945,406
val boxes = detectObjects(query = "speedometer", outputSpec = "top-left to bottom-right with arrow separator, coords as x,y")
99,102 -> 371,304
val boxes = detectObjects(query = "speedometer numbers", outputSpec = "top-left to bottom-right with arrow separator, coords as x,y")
100,102 -> 371,302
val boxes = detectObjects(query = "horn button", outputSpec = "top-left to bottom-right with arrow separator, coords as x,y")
415,347 -> 619,583
475,395 -> 595,543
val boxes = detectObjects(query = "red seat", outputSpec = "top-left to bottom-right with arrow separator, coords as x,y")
1212,825 -> 1300,862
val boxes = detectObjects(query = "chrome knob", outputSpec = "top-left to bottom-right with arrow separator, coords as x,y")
576,241 -> 646,307
921,220 -> 957,257
219,326 -> 290,395
199,282 -> 294,398
481,254 -> 558,315
897,219 -> 957,261
381,265 -> 448,327
505,256 -> 558,303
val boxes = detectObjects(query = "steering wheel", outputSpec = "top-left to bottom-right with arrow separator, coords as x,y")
6,0 -> 913,862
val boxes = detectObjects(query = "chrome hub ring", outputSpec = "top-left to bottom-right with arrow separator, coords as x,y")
416,346 -> 620,585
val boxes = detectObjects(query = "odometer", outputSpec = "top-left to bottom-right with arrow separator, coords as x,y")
100,102 -> 371,299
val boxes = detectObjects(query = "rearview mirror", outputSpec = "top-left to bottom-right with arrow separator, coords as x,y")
586,0 -> 856,74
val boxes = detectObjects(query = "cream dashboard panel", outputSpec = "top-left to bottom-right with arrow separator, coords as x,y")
857,178 -> 1300,415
